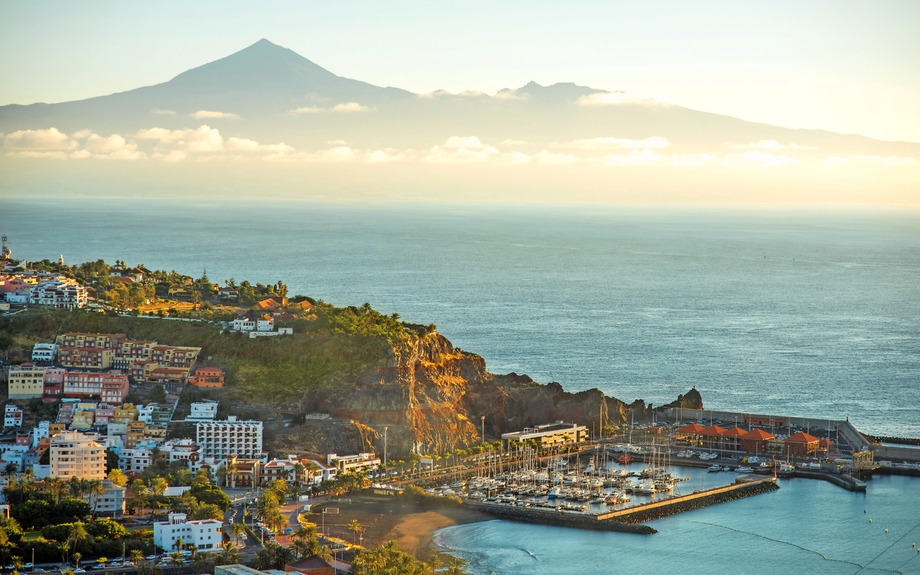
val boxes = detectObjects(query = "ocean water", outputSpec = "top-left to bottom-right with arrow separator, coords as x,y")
434,473 -> 920,575
3,197 -> 919,573
1,198 -> 918,438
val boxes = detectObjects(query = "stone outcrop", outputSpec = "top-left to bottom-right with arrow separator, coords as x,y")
298,328 -> 702,458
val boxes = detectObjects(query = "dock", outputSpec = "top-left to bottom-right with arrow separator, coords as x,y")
464,477 -> 778,534
596,476 -> 778,524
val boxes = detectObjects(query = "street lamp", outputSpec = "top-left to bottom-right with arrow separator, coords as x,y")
481,416 -> 485,446
383,426 -> 388,469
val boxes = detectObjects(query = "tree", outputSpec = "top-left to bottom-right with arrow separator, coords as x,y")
86,480 -> 106,517
129,549 -> 144,565
72,552 -> 82,569
107,469 -> 128,487
348,519 -> 364,545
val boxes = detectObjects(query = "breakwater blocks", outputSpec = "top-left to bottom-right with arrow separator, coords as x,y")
467,501 -> 657,534
598,478 -> 779,525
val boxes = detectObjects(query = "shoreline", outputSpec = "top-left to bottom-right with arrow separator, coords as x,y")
307,495 -> 491,558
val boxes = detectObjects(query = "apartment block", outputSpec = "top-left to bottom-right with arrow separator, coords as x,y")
58,347 -> 114,370
7,363 -> 47,398
196,417 -> 263,460
49,430 -> 106,480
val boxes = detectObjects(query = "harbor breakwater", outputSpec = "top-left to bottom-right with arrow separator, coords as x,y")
465,500 -> 658,534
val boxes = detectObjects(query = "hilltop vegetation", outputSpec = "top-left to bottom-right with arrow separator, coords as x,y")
0,303 -> 413,411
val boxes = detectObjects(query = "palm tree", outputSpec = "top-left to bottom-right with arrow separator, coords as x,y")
348,519 -> 364,545
4,463 -> 17,479
67,524 -> 88,555
86,480 -> 106,517
168,553 -> 183,568
129,550 -> 144,565
228,523 -> 246,546
173,537 -> 184,554
72,552 -> 82,570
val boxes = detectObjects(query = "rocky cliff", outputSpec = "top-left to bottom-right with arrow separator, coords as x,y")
298,328 -> 702,457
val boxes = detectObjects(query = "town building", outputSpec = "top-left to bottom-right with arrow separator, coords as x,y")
58,347 -> 115,370
119,448 -> 154,473
49,430 -> 106,480
500,421 -> 588,449
29,280 -> 88,309
63,371 -> 130,404
186,401 -> 219,422
189,367 -> 225,388
57,333 -> 126,350
153,513 -> 223,552
739,428 -> 776,455
785,431 -> 820,457
4,404 -> 24,428
113,403 -> 139,425
31,343 -> 57,363
196,417 -> 263,460
86,480 -> 126,516
326,452 -> 380,474
7,363 -> 47,398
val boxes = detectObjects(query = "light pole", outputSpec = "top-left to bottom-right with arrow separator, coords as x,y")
481,416 -> 485,446
383,426 -> 388,470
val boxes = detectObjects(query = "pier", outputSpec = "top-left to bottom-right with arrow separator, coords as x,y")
595,477 -> 778,523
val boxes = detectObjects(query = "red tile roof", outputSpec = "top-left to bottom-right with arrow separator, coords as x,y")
677,423 -> 706,434
786,432 -> 819,443
722,427 -> 747,438
742,428 -> 775,440
700,425 -> 727,436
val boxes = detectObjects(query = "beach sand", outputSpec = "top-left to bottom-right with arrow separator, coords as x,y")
304,494 -> 490,558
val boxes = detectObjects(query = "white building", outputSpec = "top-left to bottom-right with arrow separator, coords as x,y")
4,290 -> 29,304
29,280 -> 87,309
49,430 -> 106,480
153,513 -> 223,552
4,405 -> 23,428
31,343 -> 57,363
161,438 -> 200,465
327,452 -> 381,474
118,448 -> 154,473
186,401 -> 218,422
86,480 -> 126,516
231,318 -> 255,332
137,404 -> 156,424
196,417 -> 263,460
32,420 -> 51,448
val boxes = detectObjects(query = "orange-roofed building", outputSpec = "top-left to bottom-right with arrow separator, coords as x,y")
740,428 -> 775,455
189,367 -> 225,389
699,425 -> 726,449
785,432 -> 820,457
721,427 -> 747,450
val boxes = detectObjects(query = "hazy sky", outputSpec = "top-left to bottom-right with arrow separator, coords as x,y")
1,0 -> 918,143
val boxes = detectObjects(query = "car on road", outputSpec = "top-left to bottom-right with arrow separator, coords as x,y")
23,564 -> 33,570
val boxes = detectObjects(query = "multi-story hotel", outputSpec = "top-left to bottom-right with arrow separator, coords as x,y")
63,371 -> 130,404
196,417 -> 263,460
29,281 -> 88,309
49,430 -> 106,480
154,513 -> 223,552
7,362 -> 47,398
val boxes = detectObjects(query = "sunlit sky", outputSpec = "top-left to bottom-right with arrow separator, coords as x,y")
2,0 -> 918,143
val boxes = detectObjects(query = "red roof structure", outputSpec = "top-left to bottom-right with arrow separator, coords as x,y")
700,425 -> 727,437
677,423 -> 705,434
722,427 -> 747,438
743,428 -> 775,440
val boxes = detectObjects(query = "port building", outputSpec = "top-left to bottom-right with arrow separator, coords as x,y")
501,421 -> 588,449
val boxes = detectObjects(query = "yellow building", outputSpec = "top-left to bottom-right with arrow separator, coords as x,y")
126,420 -> 146,448
113,403 -> 138,425
50,431 -> 106,480
7,363 -> 46,399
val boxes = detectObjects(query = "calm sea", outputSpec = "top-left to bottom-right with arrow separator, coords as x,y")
2,197 -> 919,573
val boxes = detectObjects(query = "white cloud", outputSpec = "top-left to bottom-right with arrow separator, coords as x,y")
426,136 -> 501,163
600,149 -> 662,166
499,151 -> 531,164
535,150 -> 577,164
138,125 -> 224,153
730,140 -> 818,151
95,148 -> 146,161
152,109 -> 176,116
72,129 -> 93,139
85,134 -> 130,152
565,137 -> 671,150
4,127 -> 77,150
331,102 -> 371,113
225,137 -> 260,151
265,146 -> 359,163
577,91 -> 667,107
493,89 -> 526,101
190,110 -> 240,120
70,150 -> 92,159
728,151 -> 801,167
667,153 -> 721,167
290,106 -> 324,114
365,149 -> 407,163
443,136 -> 490,149
822,155 -> 916,166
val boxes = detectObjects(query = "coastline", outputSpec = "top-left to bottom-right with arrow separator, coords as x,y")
308,495 -> 491,558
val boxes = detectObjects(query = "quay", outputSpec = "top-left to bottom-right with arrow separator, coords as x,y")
595,476 -> 778,523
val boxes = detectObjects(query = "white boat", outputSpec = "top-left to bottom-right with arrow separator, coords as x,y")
736,466 -> 754,474
708,464 -> 722,472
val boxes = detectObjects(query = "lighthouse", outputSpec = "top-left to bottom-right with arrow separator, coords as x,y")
1,235 -> 10,260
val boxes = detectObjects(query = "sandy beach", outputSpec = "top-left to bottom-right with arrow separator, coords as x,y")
303,494 -> 490,558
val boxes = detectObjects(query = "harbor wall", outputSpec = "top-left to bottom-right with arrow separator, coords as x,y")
465,500 -> 657,534
596,478 -> 778,523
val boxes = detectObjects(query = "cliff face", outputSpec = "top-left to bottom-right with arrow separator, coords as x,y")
302,330 -> 702,457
